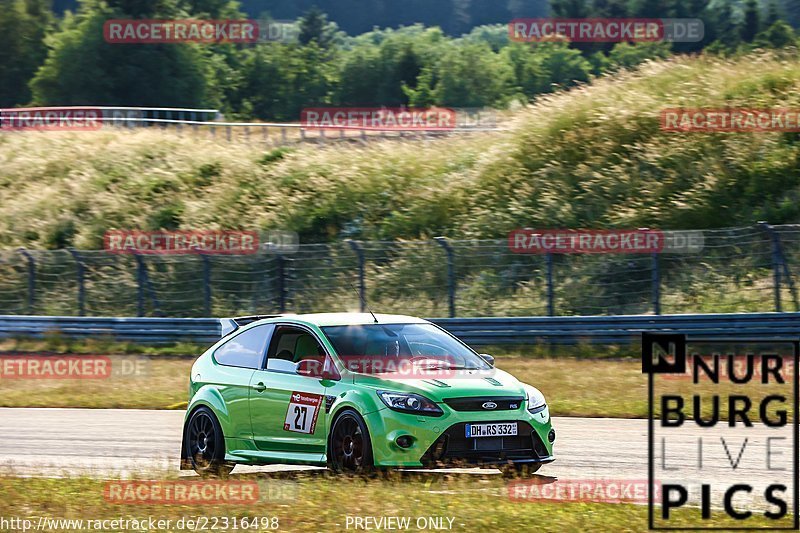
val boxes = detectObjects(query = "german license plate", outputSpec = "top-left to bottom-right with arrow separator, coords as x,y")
465,422 -> 517,438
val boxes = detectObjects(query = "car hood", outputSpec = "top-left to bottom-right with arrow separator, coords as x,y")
351,367 -> 527,401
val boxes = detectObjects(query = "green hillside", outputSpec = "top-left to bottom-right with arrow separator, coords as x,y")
2,51 -> 800,249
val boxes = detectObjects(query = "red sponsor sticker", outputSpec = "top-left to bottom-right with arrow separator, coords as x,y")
509,18 -> 664,42
0,355 -> 112,379
104,20 -> 259,44
661,108 -> 800,132
284,391 -> 323,434
104,230 -> 259,255
301,107 -> 457,131
0,107 -> 103,131
104,481 -> 259,504
509,229 -> 664,254
508,478 -> 659,503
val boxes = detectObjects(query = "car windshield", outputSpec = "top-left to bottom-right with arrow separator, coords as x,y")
321,323 -> 491,371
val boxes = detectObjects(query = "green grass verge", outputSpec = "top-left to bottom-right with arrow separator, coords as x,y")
0,337 -> 208,357
1,355 -> 792,419
0,474 -> 789,532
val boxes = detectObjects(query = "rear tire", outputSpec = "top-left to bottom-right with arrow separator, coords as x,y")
185,407 -> 234,477
328,409 -> 374,474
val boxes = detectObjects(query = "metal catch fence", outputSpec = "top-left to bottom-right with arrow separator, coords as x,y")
0,224 -> 798,318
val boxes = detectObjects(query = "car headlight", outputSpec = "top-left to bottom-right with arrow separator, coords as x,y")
377,390 -> 443,417
523,384 -> 547,414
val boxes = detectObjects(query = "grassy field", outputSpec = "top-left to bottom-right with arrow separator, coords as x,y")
0,354 -> 648,413
1,353 -> 792,419
0,473 -> 790,532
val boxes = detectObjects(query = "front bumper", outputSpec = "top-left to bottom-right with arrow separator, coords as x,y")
362,403 -> 555,467
420,420 -> 554,466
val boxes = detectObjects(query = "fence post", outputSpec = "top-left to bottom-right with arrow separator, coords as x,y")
781,252 -> 799,312
651,252 -> 661,315
17,248 -> 35,313
346,240 -> 366,312
759,222 -> 782,312
545,252 -> 555,316
68,249 -> 85,316
276,254 -> 287,313
434,237 -> 456,318
201,254 -> 212,317
134,253 -> 145,317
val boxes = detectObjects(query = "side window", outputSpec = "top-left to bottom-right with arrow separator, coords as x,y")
266,326 -> 325,373
214,324 -> 273,369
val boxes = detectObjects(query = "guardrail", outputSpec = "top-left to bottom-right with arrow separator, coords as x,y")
0,106 -> 501,146
0,316 -> 222,345
1,313 -> 799,347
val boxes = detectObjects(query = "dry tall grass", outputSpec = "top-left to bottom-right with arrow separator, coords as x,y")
2,52 -> 800,249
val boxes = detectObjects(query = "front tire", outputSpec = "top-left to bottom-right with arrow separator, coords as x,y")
185,407 -> 234,477
328,409 -> 374,474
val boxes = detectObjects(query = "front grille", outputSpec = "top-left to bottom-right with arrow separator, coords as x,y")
443,396 -> 525,412
421,421 -> 548,465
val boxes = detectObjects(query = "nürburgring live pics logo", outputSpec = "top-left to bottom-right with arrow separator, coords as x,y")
643,332 -> 799,530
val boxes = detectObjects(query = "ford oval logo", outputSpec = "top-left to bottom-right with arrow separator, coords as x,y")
482,401 -> 498,410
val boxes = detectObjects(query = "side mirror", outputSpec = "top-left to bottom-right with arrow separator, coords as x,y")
297,358 -> 341,381
479,353 -> 495,367
296,359 -> 323,377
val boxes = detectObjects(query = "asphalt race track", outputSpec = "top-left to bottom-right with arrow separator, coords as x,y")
0,408 -> 644,477
0,408 -> 792,512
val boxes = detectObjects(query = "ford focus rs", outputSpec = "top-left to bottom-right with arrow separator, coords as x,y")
181,313 -> 555,475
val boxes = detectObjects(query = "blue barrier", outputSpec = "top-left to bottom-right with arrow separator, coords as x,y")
1,313 -> 800,346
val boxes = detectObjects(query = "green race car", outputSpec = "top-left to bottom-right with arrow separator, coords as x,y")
181,313 -> 555,475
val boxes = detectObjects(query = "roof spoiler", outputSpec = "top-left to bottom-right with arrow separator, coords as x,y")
220,315 -> 287,337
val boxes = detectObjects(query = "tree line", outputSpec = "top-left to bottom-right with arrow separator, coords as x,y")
49,0 -> 800,37
1,0 -> 798,120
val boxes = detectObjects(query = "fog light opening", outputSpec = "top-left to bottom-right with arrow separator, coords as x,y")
396,435 -> 414,449
548,429 -> 556,443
